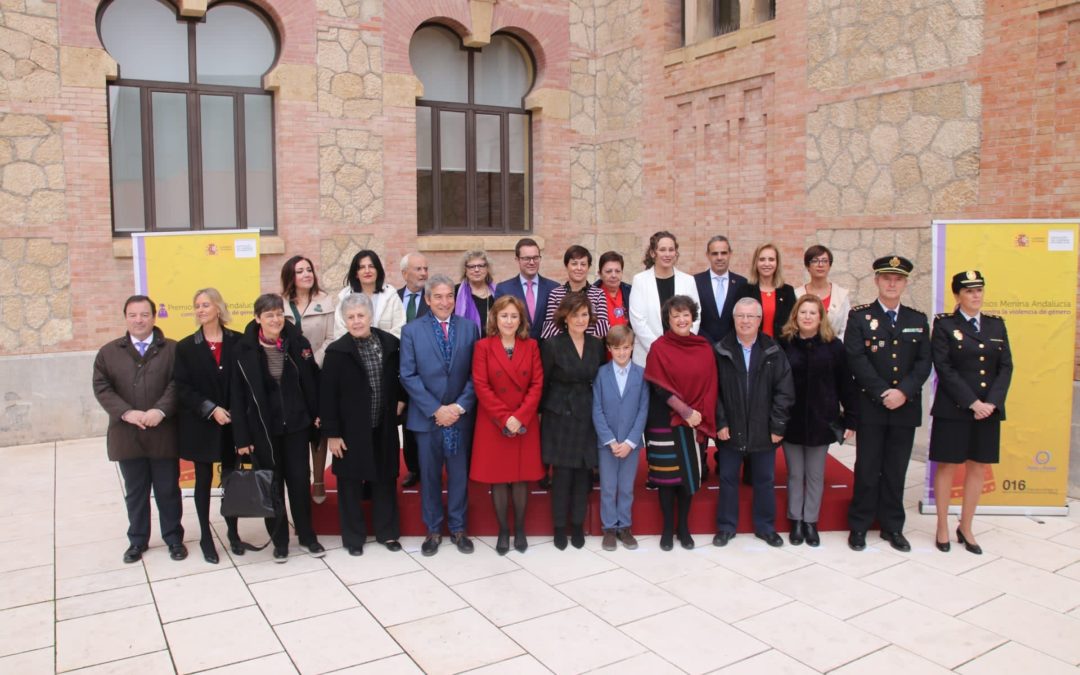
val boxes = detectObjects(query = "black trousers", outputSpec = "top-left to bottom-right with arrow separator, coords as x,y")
267,429 -> 316,548
402,427 -> 420,476
118,457 -> 184,548
337,478 -> 400,549
551,466 -> 591,528
848,424 -> 916,532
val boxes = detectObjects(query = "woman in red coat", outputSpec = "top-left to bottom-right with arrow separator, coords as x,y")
470,295 -> 545,555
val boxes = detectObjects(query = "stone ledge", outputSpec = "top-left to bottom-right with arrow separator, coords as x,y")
664,21 -> 777,67
264,64 -> 317,103
417,234 -> 544,252
525,88 -> 570,120
60,47 -> 118,88
112,235 -> 285,258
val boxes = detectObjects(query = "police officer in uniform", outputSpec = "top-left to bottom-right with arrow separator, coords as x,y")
844,255 -> 932,552
929,271 -> 1012,555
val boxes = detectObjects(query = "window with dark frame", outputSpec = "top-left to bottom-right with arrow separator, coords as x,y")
99,0 -> 278,233
410,25 -> 534,235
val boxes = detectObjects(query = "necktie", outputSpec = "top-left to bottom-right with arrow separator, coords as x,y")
440,321 -> 449,341
885,309 -> 897,327
969,316 -> 979,333
714,275 -> 727,313
525,280 -> 536,320
136,341 -> 148,356
406,293 -> 418,322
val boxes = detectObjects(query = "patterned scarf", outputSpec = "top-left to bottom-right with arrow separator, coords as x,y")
353,334 -> 384,425
431,315 -> 460,456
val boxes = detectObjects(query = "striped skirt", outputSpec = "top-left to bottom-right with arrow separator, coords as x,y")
645,424 -> 702,494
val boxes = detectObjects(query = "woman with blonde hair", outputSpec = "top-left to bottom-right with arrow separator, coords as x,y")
777,294 -> 857,546
745,243 -> 797,339
456,249 -> 496,332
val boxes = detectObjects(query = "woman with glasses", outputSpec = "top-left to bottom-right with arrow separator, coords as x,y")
794,244 -> 851,339
456,249 -> 496,333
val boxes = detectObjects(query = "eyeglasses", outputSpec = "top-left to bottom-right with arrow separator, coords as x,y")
465,263 -> 488,271
517,255 -> 541,263
808,258 -> 831,266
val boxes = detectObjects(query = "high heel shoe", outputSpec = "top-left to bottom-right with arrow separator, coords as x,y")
554,527 -> 568,550
495,529 -> 510,556
956,528 -> 982,555
935,537 -> 951,552
514,531 -> 528,553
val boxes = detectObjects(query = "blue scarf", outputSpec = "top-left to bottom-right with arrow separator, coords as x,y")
431,315 -> 460,456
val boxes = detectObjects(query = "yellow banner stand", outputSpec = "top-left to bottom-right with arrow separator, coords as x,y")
922,220 -> 1078,515
132,230 -> 262,489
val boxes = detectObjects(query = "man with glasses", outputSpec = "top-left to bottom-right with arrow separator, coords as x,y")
494,237 -> 558,341
712,297 -> 794,548
397,253 -> 429,487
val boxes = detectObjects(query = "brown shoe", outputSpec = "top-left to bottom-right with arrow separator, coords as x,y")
616,528 -> 639,550
601,531 -> 617,551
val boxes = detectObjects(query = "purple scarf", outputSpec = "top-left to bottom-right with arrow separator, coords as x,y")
455,282 -> 495,330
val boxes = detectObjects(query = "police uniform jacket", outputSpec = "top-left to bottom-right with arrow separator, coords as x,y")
844,302 -> 932,427
930,312 -> 1012,420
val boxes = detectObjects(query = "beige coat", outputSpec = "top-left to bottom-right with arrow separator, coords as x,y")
92,328 -> 178,461
284,290 -> 336,366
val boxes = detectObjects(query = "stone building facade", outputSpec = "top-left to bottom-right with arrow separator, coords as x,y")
1,0 -> 1079,444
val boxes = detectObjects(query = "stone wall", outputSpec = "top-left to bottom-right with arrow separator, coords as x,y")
319,129 -> 384,224
0,237 -> 71,352
807,0 -> 984,89
806,82 -> 981,216
317,26 -> 382,120
0,0 -> 59,103
0,113 -> 65,225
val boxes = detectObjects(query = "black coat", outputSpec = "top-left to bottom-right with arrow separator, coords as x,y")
780,334 -> 859,446
740,283 -> 797,338
230,319 -> 319,468
174,326 -> 241,464
930,312 -> 1012,420
714,332 -> 795,454
540,333 -> 605,467
844,302 -> 932,427
694,270 -> 748,343
320,330 -> 403,482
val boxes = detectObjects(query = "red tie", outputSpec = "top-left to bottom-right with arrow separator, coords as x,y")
440,321 -> 449,341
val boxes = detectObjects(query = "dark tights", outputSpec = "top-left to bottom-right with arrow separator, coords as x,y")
193,461 -> 239,548
491,482 -> 529,533
658,484 -> 693,540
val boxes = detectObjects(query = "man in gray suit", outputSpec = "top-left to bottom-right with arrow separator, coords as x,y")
400,274 -> 479,556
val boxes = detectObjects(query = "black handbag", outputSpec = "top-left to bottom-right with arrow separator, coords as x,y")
828,420 -> 847,445
220,455 -> 280,519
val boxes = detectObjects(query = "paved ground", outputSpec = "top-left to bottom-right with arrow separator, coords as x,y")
2,437 -> 1080,674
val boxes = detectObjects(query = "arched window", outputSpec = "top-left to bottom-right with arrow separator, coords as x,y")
410,25 -> 534,234
99,0 -> 278,232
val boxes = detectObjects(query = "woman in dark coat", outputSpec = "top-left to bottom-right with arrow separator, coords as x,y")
779,294 -> 857,547
540,292 -> 606,550
231,294 -> 324,562
174,288 -> 245,563
321,293 -> 404,556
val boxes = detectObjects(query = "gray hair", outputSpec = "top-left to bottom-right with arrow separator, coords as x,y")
732,296 -> 762,318
425,273 -> 455,298
706,234 -> 731,251
339,292 -> 374,318
399,253 -> 412,274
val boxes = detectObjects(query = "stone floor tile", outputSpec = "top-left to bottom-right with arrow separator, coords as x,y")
163,605 -> 283,673
714,649 -> 819,674
329,653 -> 422,673
659,565 -> 792,623
620,605 -> 768,674
509,540 -> 617,585
691,535 -> 811,581
461,654 -> 553,674
349,569 -> 467,626
956,641 -> 1079,675
0,646 -> 53,674
234,552 -> 327,585
831,644 -> 952,674
198,652 -> 296,674
56,583 -> 154,621
735,602 -> 886,672
764,562 -> 898,619
0,511 -> 54,543
56,604 -> 165,672
456,569 -> 576,626
152,567 -> 255,623
56,537 -> 134,580
56,566 -> 147,599
972,528 -> 1080,572
588,651 -> 684,674
961,557 -> 1080,612
782,530 -> 908,578
862,559 -> 1002,616
503,607 -> 645,674
275,606 -> 401,674
321,541 -> 423,585
959,594 -> 1080,665
556,568 -> 681,626
249,570 -> 358,625
0,601 -> 53,658
67,650 -> 175,674
410,540 -> 520,586
389,607 -> 523,675
0,565 -> 53,610
591,535 -> 716,584
0,536 -> 53,575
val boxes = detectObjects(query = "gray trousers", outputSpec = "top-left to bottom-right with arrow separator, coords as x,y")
782,442 -> 828,522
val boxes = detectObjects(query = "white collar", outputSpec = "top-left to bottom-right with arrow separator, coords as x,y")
878,300 -> 901,315
129,333 -> 152,348
958,309 -> 981,323
710,270 -> 730,283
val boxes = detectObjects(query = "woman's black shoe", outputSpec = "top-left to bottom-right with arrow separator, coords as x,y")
956,528 -> 982,555
514,532 -> 528,553
788,520 -> 804,546
228,536 -> 246,556
936,539 -> 951,552
553,527 -> 568,550
570,525 -> 585,549
803,522 -> 820,547
200,538 -> 219,564
659,532 -> 674,551
496,529 -> 510,556
678,533 -> 695,550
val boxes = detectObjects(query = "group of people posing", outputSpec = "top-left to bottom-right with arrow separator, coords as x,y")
92,231 -> 1011,565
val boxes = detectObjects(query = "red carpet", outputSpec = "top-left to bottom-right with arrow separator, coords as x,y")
311,450 -> 854,536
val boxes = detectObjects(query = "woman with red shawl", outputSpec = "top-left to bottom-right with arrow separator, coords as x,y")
643,295 -> 718,551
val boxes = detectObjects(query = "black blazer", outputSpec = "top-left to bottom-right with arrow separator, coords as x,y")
539,333 -> 605,467
320,329 -> 403,482
174,326 -> 242,464
742,283 -> 797,338
930,312 -> 1012,421
397,286 -> 430,321
844,302 -> 932,427
694,270 -> 748,343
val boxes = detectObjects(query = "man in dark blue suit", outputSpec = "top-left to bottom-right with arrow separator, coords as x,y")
694,235 -> 748,344
493,237 -> 558,340
400,274 -> 479,556
397,252 -> 429,488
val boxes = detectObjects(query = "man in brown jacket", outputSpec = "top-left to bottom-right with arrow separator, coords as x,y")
93,295 -> 187,563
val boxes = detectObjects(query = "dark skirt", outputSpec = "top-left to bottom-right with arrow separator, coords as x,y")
928,417 -> 1001,464
645,425 -> 701,494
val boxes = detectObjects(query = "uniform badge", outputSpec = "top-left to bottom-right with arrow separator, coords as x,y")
953,329 -> 963,341
865,314 -> 871,320
965,270 -> 977,280
890,256 -> 901,268
879,340 -> 885,347
869,319 -> 879,330
314,304 -> 323,312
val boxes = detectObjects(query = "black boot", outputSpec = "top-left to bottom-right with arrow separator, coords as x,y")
803,522 -> 820,547
553,527 -> 568,550
789,520 -> 804,546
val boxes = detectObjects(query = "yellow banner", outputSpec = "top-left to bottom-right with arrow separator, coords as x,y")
133,230 -> 261,488
928,221 -> 1078,509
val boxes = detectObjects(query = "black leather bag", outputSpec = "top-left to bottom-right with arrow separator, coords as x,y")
220,458 -> 279,519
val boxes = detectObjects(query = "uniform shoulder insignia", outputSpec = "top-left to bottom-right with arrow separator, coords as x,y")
935,312 -> 950,320
983,313 -> 1002,320
851,303 -> 871,311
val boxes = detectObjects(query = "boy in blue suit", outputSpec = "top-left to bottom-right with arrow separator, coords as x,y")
592,325 -> 649,550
